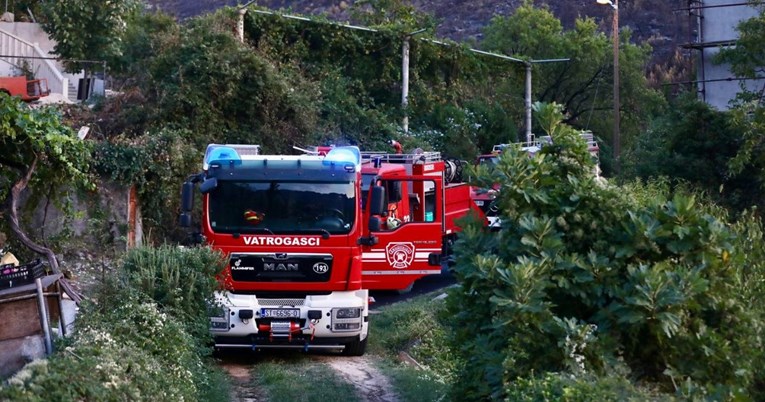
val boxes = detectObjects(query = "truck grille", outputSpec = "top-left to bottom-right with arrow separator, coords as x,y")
258,298 -> 305,306
229,254 -> 333,283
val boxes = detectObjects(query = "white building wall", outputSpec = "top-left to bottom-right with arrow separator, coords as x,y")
0,22 -> 56,75
699,0 -> 764,109
0,22 -> 83,99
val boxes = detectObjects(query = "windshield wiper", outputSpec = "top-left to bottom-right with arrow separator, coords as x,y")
302,228 -> 331,239
237,227 -> 275,235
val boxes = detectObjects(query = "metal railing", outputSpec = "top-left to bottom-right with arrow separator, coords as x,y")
0,27 -> 68,98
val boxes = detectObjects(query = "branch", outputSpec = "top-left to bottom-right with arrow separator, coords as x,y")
0,156 -> 27,172
540,63 -> 572,101
563,67 -> 604,108
5,154 -> 82,303
566,106 -> 612,122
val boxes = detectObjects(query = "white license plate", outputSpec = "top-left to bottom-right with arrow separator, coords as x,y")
475,200 -> 484,206
261,308 -> 300,318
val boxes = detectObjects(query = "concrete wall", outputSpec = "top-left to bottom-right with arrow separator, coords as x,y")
699,0 -> 765,109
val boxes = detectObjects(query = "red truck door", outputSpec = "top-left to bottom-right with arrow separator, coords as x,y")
361,175 -> 444,291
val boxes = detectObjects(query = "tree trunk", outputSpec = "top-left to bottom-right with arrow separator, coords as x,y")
5,155 -> 82,303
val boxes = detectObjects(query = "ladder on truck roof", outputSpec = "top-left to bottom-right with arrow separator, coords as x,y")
492,131 -> 599,154
360,151 -> 442,165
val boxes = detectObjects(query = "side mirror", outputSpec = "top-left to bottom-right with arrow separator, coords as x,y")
179,212 -> 192,228
370,186 -> 385,216
199,177 -> 218,194
368,216 -> 381,232
428,253 -> 441,266
181,181 -> 194,212
388,181 -> 402,202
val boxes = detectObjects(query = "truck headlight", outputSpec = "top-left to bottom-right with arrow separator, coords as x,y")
209,305 -> 230,332
334,307 -> 361,319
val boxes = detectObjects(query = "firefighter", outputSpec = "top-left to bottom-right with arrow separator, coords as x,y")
243,209 -> 265,225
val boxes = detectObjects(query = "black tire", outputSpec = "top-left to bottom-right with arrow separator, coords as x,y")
342,336 -> 368,356
396,281 -> 415,295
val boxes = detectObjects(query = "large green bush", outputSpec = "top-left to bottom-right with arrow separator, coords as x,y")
446,103 -> 765,400
93,129 -> 204,242
0,292 -> 212,402
119,245 -> 227,344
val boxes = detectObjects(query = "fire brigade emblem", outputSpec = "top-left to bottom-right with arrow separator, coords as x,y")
386,242 -> 415,269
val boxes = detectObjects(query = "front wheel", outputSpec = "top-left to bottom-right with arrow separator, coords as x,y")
396,281 -> 415,295
342,336 -> 368,356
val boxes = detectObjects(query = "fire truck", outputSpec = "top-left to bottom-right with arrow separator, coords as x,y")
472,132 -> 601,225
356,145 -> 482,292
179,143 -> 485,355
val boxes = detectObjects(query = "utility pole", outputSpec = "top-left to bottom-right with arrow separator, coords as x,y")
401,29 -> 426,135
402,37 -> 410,134
525,63 -> 532,144
597,0 -> 620,175
237,1 -> 257,43
612,0 -> 621,175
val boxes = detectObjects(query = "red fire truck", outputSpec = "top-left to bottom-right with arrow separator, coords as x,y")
472,132 -> 601,225
179,143 -> 484,354
357,147 -> 481,292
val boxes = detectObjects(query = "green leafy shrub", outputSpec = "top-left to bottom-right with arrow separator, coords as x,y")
93,129 -> 204,242
0,246 -> 229,401
505,372 -> 671,402
446,103 -> 765,400
623,95 -> 764,212
0,292 -> 209,401
369,294 -> 459,383
118,245 -> 227,345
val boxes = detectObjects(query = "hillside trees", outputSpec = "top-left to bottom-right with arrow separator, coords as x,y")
39,0 -> 142,75
715,1 -> 765,205
715,1 -> 765,102
244,5 -> 521,156
625,1 -> 765,213
481,2 -> 665,174
624,95 -> 765,212
447,102 -> 765,400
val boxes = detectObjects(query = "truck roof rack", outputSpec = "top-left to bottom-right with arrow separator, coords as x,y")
492,131 -> 598,154
203,144 -> 261,169
360,151 -> 442,164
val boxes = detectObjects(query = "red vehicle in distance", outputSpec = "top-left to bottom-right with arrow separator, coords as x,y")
472,132 -> 601,227
0,76 -> 50,102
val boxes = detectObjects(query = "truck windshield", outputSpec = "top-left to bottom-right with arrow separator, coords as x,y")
208,180 -> 356,235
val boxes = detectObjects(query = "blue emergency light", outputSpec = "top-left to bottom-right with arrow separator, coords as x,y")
205,146 -> 242,166
323,146 -> 361,172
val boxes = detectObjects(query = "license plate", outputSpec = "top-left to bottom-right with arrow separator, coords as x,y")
475,200 -> 484,206
261,308 -> 300,318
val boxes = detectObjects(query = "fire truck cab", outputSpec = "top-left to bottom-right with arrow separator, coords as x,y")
357,149 -> 484,292
180,144 -> 370,355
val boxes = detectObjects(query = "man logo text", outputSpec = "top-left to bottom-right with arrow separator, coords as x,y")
264,263 -> 299,271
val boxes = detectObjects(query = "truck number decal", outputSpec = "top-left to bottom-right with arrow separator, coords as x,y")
242,236 -> 320,246
386,242 -> 415,269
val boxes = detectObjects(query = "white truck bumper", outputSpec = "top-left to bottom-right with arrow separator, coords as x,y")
210,289 -> 369,350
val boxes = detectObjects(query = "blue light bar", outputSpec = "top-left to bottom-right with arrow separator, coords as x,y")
324,146 -> 361,172
206,146 -> 241,166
